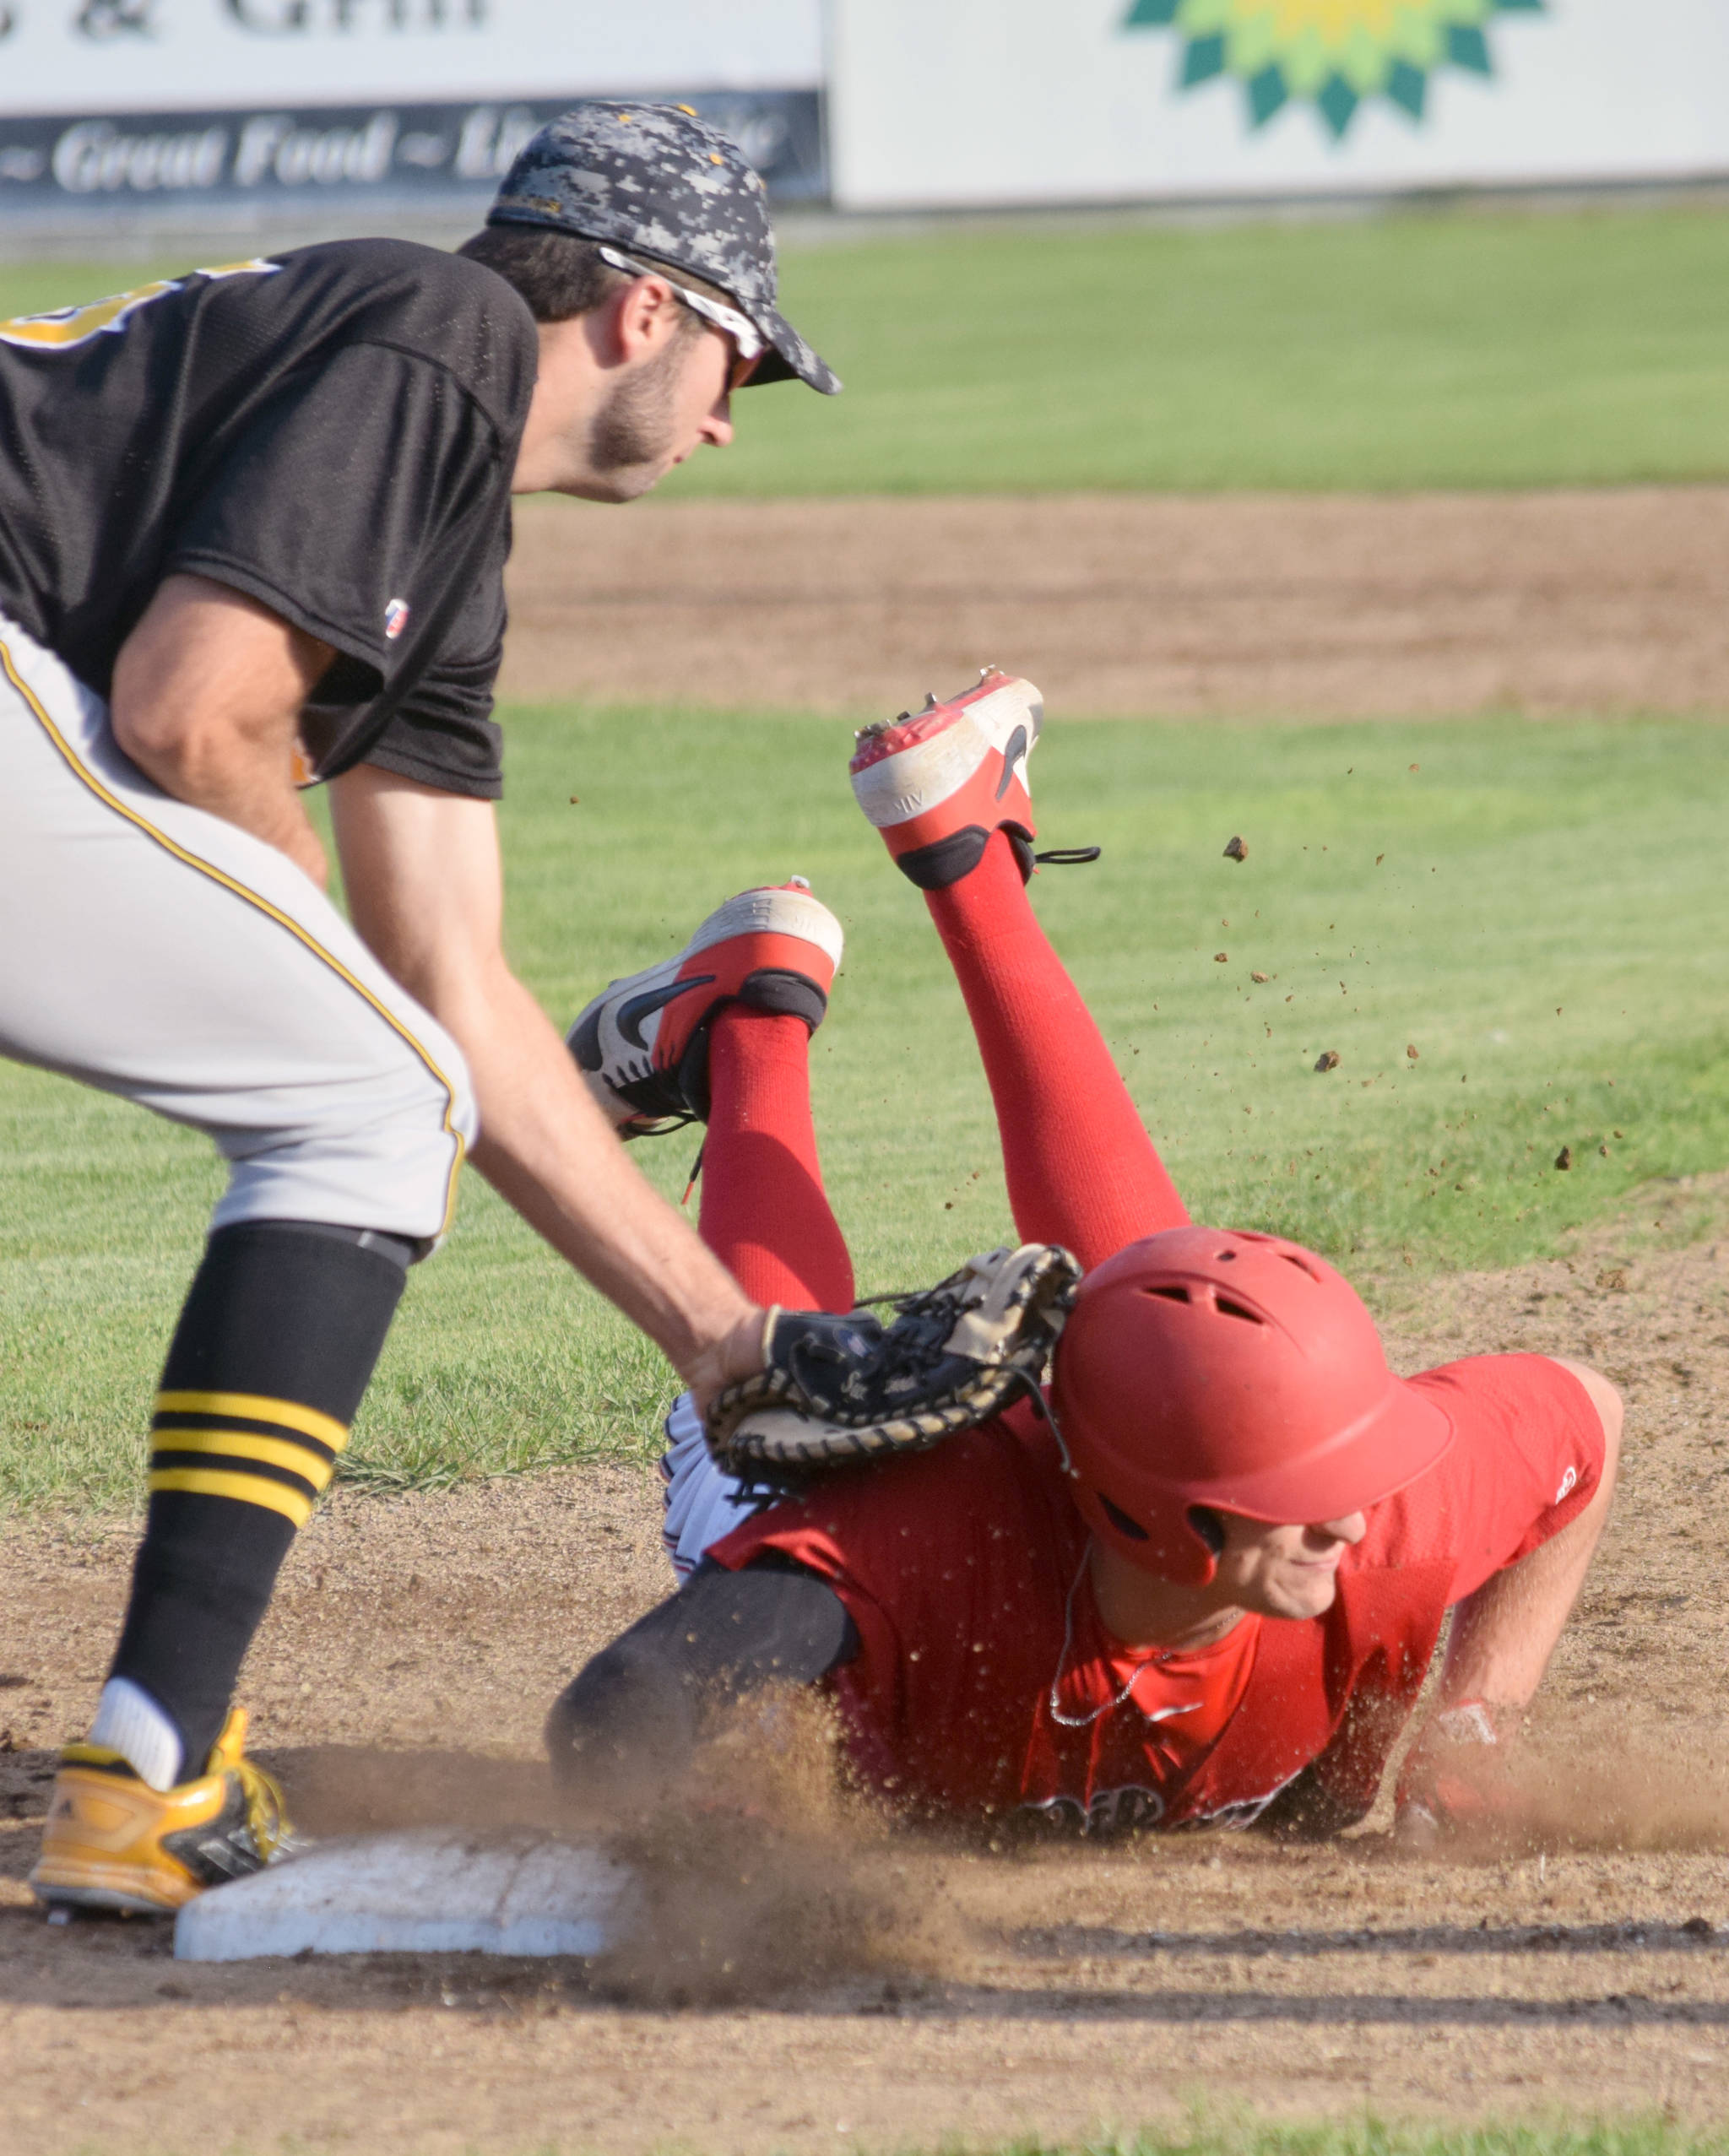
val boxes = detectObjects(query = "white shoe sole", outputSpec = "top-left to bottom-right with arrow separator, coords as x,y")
852,676 -> 1043,832
681,885 -> 845,972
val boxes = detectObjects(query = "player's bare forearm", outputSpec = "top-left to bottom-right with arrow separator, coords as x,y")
1433,1514 -> 1598,1731
328,763 -> 765,1401
1395,1360 -> 1621,1842
1428,1359 -> 1622,1725
111,573 -> 334,886
459,967 -> 764,1393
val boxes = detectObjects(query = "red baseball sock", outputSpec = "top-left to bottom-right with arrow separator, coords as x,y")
925,833 -> 1189,1271
699,1008 -> 854,1314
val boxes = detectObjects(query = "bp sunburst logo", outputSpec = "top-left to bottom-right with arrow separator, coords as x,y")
1122,0 -> 1545,139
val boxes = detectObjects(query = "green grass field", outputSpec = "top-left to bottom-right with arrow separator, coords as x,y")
685,205 -> 1729,494
8,201 -> 1729,495
925,2134 -> 1725,2156
65,2121 -> 1729,2156
5,708 -> 1728,1511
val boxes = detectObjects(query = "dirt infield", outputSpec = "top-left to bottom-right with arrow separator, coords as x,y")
500,487 -> 1729,719
4,1178 -> 1729,2156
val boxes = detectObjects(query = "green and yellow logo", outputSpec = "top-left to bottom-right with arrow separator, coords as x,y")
1122,0 -> 1545,138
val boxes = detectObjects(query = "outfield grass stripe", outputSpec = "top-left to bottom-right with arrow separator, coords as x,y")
889,2134 -> 1729,2156
662,207 -> 1729,496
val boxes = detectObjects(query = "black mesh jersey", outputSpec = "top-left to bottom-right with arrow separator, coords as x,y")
0,239 -> 539,799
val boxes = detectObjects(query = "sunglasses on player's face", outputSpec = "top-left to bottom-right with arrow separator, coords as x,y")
598,245 -> 766,392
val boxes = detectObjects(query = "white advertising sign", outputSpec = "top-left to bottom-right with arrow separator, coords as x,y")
829,0 -> 1729,209
0,0 -> 824,115
0,1 -> 827,210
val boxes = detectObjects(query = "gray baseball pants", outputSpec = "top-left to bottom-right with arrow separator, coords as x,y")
0,611 -> 476,1242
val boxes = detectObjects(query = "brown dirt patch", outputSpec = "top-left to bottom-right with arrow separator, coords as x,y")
500,487 -> 1729,719
6,1181 -> 1729,2153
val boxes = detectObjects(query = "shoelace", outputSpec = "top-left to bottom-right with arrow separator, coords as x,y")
621,1110 -> 700,1142
611,1052 -> 701,1144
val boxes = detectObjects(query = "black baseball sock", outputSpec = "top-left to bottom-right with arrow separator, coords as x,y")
104,1220 -> 412,1779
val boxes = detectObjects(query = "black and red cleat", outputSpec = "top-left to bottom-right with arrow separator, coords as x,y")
849,669 -> 1047,889
567,880 -> 844,1135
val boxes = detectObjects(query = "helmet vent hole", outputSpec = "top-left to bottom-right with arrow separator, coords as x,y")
1280,1250 -> 1321,1280
1146,1286 -> 1190,1303
1098,1493 -> 1150,1541
1214,1296 -> 1262,1324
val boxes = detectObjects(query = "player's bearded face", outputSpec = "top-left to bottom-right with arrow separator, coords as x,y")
587,327 -> 733,501
1211,1511 -> 1368,1621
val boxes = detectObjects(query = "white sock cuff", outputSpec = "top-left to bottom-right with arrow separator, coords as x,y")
88,1677 -> 183,1792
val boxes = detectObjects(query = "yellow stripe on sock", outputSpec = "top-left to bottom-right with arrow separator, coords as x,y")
154,1391 -> 349,1452
146,1467 -> 317,1527
149,1427 -> 336,1491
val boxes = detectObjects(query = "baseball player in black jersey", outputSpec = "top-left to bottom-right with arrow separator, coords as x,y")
10,102 -> 840,1916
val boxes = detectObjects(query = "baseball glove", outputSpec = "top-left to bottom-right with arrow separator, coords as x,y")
705,1242 -> 1082,1488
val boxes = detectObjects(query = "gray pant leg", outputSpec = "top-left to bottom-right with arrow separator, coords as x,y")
0,615 -> 475,1242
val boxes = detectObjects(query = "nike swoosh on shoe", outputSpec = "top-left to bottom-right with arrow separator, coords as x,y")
995,723 -> 1029,802
617,972 -> 716,1052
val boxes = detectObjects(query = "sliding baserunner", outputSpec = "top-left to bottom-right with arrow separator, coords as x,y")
550,674 -> 1620,1839
17,103 -> 840,1915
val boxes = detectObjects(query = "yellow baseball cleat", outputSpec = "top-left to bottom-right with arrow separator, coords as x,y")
30,1706 -> 296,1917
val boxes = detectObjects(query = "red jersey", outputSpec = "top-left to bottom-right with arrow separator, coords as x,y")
710,1353 -> 1603,1835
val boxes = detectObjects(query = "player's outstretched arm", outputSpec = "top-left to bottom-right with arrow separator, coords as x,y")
1396,1359 -> 1622,1842
328,763 -> 764,1406
111,573 -> 334,887
545,1557 -> 856,1807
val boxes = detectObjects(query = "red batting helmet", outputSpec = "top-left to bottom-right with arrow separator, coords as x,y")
1050,1226 -> 1454,1586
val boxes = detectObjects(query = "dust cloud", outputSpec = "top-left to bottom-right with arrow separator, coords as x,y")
274,1688 -> 966,2006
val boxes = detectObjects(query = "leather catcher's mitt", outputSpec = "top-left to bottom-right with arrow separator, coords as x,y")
705,1242 -> 1081,1487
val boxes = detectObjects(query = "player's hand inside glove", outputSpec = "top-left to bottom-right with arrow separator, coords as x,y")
684,1304 -> 777,1423
705,1242 -> 1081,1487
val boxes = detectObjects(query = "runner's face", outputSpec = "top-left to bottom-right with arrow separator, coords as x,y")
1211,1511 -> 1368,1620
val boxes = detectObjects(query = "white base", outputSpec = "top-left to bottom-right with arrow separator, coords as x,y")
173,1831 -> 642,1962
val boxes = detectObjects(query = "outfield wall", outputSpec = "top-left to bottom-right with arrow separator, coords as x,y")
0,0 -> 827,218
828,0 -> 1729,209
8,0 -> 1729,231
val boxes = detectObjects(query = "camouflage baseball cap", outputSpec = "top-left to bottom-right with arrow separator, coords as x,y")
486,100 -> 839,396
